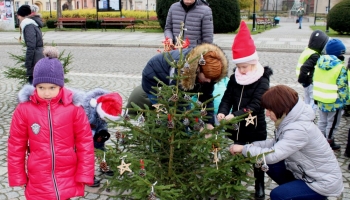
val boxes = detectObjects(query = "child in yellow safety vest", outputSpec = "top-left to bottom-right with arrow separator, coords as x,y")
313,38 -> 348,151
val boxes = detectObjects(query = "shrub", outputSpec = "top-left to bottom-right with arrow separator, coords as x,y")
207,0 -> 241,33
156,0 -> 240,33
156,0 -> 177,29
327,0 -> 350,34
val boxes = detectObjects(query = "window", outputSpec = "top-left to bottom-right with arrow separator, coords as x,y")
76,1 -> 79,9
53,2 -> 56,10
84,0 -> 87,8
46,2 -> 50,11
15,1 -> 20,10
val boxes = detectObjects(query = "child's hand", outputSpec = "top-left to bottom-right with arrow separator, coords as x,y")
229,144 -> 243,155
225,114 -> 234,120
217,113 -> 225,121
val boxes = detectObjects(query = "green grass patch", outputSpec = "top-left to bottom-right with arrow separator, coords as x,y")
310,25 -> 350,37
218,21 -> 277,35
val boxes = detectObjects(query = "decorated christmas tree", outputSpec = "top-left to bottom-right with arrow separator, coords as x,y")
101,24 -> 258,199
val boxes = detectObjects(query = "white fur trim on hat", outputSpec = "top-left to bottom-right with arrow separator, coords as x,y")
232,51 -> 259,64
90,98 -> 97,107
96,103 -> 122,121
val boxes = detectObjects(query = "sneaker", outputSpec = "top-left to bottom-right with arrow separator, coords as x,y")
328,139 -> 341,151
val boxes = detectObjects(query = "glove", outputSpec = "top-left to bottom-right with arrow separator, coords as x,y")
93,130 -> 110,143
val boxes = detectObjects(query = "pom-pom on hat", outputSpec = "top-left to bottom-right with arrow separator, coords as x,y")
232,21 -> 259,64
33,46 -> 64,87
17,5 -> 31,17
90,92 -> 123,121
325,39 -> 346,56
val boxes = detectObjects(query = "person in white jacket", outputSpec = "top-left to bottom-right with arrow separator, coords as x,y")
229,85 -> 343,200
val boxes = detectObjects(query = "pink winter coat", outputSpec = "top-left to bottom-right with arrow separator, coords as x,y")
8,86 -> 95,200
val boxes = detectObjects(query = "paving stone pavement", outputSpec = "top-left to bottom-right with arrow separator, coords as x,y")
0,22 -> 350,200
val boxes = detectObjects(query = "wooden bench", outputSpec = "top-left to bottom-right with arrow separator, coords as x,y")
55,18 -> 87,31
256,17 -> 273,30
100,18 -> 135,32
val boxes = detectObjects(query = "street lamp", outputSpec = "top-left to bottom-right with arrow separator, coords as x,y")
146,0 -> 149,19
314,0 -> 318,25
326,0 -> 330,32
252,0 -> 256,31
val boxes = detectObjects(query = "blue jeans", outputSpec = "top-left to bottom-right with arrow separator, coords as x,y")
299,16 -> 303,28
267,161 -> 327,200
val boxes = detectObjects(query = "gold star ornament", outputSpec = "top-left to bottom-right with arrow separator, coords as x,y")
117,159 -> 132,175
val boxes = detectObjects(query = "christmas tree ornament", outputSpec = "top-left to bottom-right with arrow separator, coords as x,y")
245,113 -> 257,126
232,123 -> 239,131
148,181 -> 158,200
137,113 -> 145,126
198,53 -> 206,65
167,114 -> 174,129
261,153 -> 269,172
184,94 -> 191,101
200,105 -> 207,116
155,114 -> 162,126
100,152 -> 110,172
254,156 -> 263,168
193,117 -> 204,131
212,147 -> 219,170
162,37 -> 174,52
139,159 -> 146,177
174,35 -> 184,49
106,180 -> 111,192
183,118 -> 190,126
123,109 -> 130,121
117,155 -> 132,175
168,93 -> 179,102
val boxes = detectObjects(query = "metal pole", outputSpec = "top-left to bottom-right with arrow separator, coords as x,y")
49,0 -> 52,18
326,0 -> 330,32
275,0 -> 277,17
146,0 -> 149,19
252,0 -> 256,31
314,0 -> 318,25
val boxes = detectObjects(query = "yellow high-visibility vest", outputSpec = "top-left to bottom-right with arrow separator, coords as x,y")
313,62 -> 343,103
296,48 -> 318,76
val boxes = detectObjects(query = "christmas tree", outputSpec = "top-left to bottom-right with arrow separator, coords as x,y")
101,24 -> 257,199
4,42 -> 72,87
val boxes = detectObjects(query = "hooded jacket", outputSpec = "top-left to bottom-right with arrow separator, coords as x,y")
314,55 -> 348,112
218,66 -> 273,143
297,30 -> 329,87
142,43 -> 228,125
8,85 -> 94,200
20,17 -> 44,77
164,0 -> 213,48
242,98 -> 343,197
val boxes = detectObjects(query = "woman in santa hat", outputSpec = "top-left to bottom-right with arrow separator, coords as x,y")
217,21 -> 273,199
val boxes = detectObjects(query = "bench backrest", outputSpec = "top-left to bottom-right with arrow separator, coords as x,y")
256,17 -> 271,22
102,18 -> 135,22
57,18 -> 86,22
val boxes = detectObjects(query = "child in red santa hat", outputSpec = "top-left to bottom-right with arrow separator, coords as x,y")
217,21 -> 273,199
83,89 -> 124,187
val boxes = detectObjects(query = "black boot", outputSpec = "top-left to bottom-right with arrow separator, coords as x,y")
345,129 -> 350,157
89,176 -> 101,187
328,138 -> 341,151
254,166 -> 265,200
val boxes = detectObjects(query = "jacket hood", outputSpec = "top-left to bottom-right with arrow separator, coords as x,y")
308,30 -> 329,53
262,66 -> 273,79
18,84 -> 83,106
29,15 -> 44,28
278,98 -> 314,131
181,43 -> 228,91
83,88 -> 109,124
317,55 -> 342,71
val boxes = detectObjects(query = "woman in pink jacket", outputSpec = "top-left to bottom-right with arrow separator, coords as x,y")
7,47 -> 95,200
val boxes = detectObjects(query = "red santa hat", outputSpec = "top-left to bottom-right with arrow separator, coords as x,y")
90,92 -> 123,121
232,21 -> 259,64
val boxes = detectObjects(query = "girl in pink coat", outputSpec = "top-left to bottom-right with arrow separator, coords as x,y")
7,47 -> 95,200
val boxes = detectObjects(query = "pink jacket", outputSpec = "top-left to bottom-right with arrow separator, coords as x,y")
8,86 -> 94,200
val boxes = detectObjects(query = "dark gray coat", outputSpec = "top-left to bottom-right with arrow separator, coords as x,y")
164,0 -> 213,48
21,17 -> 44,77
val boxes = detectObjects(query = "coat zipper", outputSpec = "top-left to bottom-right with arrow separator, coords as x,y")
236,86 -> 245,141
48,103 -> 60,200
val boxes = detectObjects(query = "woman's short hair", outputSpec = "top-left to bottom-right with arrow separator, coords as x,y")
261,85 -> 299,119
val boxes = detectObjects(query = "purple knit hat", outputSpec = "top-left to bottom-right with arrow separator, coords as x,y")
33,47 -> 64,87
